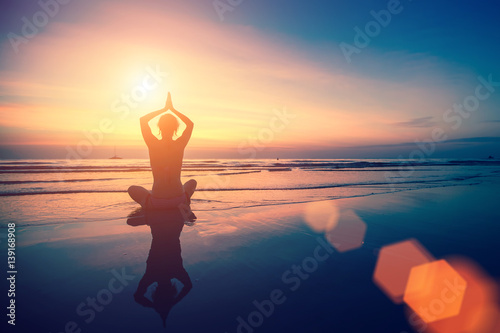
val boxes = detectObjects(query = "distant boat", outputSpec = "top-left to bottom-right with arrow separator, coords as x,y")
109,146 -> 122,159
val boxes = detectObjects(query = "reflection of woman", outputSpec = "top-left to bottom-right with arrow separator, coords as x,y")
133,210 -> 192,327
128,92 -> 196,213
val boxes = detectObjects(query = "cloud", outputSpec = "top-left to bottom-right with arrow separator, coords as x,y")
350,136 -> 500,149
392,116 -> 437,128
444,137 -> 500,143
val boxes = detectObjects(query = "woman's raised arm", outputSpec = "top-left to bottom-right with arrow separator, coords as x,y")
166,93 -> 194,146
140,108 -> 165,146
140,108 -> 165,124
166,92 -> 193,128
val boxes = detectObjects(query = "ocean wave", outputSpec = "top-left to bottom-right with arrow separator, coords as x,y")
0,167 -> 151,173
0,180 -> 483,228
1,159 -> 498,174
0,178 -> 122,185
0,175 -> 481,197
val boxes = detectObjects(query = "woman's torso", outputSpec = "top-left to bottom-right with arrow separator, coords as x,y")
149,139 -> 184,199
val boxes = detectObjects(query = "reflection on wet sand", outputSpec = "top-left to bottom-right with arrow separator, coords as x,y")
127,208 -> 192,327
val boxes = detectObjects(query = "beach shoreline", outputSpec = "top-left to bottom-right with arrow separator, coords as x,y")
8,172 -> 500,332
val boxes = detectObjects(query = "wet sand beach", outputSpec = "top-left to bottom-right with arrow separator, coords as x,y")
9,172 -> 500,332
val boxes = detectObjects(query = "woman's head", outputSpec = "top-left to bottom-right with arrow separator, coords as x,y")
158,114 -> 179,139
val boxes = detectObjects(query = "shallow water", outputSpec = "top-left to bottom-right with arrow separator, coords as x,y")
6,176 -> 500,333
1,158 -> 499,227
2,160 -> 500,332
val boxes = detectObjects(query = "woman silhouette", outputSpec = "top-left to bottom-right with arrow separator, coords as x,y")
128,92 -> 196,218
132,209 -> 192,327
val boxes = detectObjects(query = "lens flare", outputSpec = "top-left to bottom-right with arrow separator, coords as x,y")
324,209 -> 366,252
406,257 -> 500,333
373,239 -> 435,304
303,201 -> 340,233
403,260 -> 467,324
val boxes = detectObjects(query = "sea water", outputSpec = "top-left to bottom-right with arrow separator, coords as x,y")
1,158 -> 499,227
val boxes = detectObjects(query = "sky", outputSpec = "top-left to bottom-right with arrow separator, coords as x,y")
0,0 -> 499,159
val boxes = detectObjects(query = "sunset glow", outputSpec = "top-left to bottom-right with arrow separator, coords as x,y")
2,0 -> 499,158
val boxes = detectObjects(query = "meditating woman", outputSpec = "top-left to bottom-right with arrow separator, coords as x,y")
128,92 -> 196,218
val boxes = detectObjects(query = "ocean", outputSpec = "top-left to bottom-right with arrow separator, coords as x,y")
3,158 -> 500,333
1,158 -> 499,227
